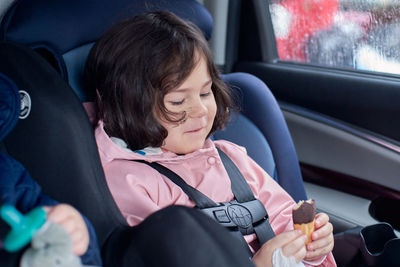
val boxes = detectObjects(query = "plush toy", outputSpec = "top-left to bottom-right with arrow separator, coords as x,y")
20,222 -> 82,267
1,205 -> 82,267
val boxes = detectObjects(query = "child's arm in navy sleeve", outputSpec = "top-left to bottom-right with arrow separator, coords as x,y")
80,215 -> 103,266
0,153 -> 56,211
0,153 -> 102,265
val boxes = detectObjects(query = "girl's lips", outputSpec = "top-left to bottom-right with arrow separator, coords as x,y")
185,126 -> 204,133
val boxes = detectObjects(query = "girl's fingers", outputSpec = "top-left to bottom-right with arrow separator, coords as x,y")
306,239 -> 334,261
293,245 -> 307,263
308,231 -> 333,251
314,213 -> 329,229
304,213 -> 334,261
254,230 -> 305,267
282,234 -> 307,258
311,222 -> 333,242
268,230 -> 304,248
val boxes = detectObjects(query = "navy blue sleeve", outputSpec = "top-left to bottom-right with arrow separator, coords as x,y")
0,153 -> 102,265
0,152 -> 57,211
80,215 -> 103,266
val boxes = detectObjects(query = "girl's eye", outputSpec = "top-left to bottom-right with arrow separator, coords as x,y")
170,99 -> 185,105
200,91 -> 212,97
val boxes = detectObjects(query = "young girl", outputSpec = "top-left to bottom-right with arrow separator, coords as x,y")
85,11 -> 335,267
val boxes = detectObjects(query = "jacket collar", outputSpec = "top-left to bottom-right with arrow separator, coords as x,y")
96,121 -> 218,163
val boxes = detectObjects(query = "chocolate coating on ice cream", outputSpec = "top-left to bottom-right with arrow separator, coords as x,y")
292,199 -> 316,224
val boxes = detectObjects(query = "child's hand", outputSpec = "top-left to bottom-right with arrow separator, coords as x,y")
43,204 -> 89,256
304,213 -> 334,261
253,230 -> 307,267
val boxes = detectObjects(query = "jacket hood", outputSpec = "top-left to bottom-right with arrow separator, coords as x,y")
0,73 -> 20,141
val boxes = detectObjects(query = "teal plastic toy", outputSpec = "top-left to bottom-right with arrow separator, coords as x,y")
0,205 -> 46,252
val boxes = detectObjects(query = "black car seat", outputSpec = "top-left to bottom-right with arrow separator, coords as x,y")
0,41 -> 127,249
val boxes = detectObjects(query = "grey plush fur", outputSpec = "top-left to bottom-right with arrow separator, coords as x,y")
20,222 -> 82,267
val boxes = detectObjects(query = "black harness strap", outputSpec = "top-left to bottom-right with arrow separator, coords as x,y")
217,149 -> 275,245
217,149 -> 254,203
138,161 -> 217,209
133,147 -> 275,247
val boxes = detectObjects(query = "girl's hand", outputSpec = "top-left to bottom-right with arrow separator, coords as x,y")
304,213 -> 334,261
43,204 -> 89,256
253,230 -> 307,267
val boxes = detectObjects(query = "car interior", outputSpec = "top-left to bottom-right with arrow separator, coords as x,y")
0,0 -> 399,266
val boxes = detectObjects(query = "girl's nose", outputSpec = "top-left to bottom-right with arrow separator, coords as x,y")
188,99 -> 207,118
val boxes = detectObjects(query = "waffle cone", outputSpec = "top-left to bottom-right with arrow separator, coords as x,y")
294,219 -> 315,244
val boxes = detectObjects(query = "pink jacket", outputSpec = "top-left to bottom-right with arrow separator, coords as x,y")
95,121 -> 336,266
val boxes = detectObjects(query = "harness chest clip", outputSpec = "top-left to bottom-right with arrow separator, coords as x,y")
200,199 -> 268,236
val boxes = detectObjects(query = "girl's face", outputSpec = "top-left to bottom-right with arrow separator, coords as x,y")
157,55 -> 217,154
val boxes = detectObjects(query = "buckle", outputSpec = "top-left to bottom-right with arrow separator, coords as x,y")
200,199 -> 267,235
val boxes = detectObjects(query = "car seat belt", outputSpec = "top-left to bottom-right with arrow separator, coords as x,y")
216,148 -> 275,245
133,148 -> 275,249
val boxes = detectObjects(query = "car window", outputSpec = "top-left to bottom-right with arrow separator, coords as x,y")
269,0 -> 400,75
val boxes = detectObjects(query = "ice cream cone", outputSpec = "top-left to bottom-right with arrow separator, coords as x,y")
294,219 -> 315,244
292,199 -> 316,244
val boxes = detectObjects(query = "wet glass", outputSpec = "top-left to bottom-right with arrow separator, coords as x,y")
269,0 -> 400,75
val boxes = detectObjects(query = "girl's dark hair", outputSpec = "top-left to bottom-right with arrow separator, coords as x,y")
84,11 -> 235,150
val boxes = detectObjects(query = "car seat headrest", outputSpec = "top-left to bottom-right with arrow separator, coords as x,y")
0,72 -> 20,141
0,0 -> 212,54
1,0 -> 213,101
